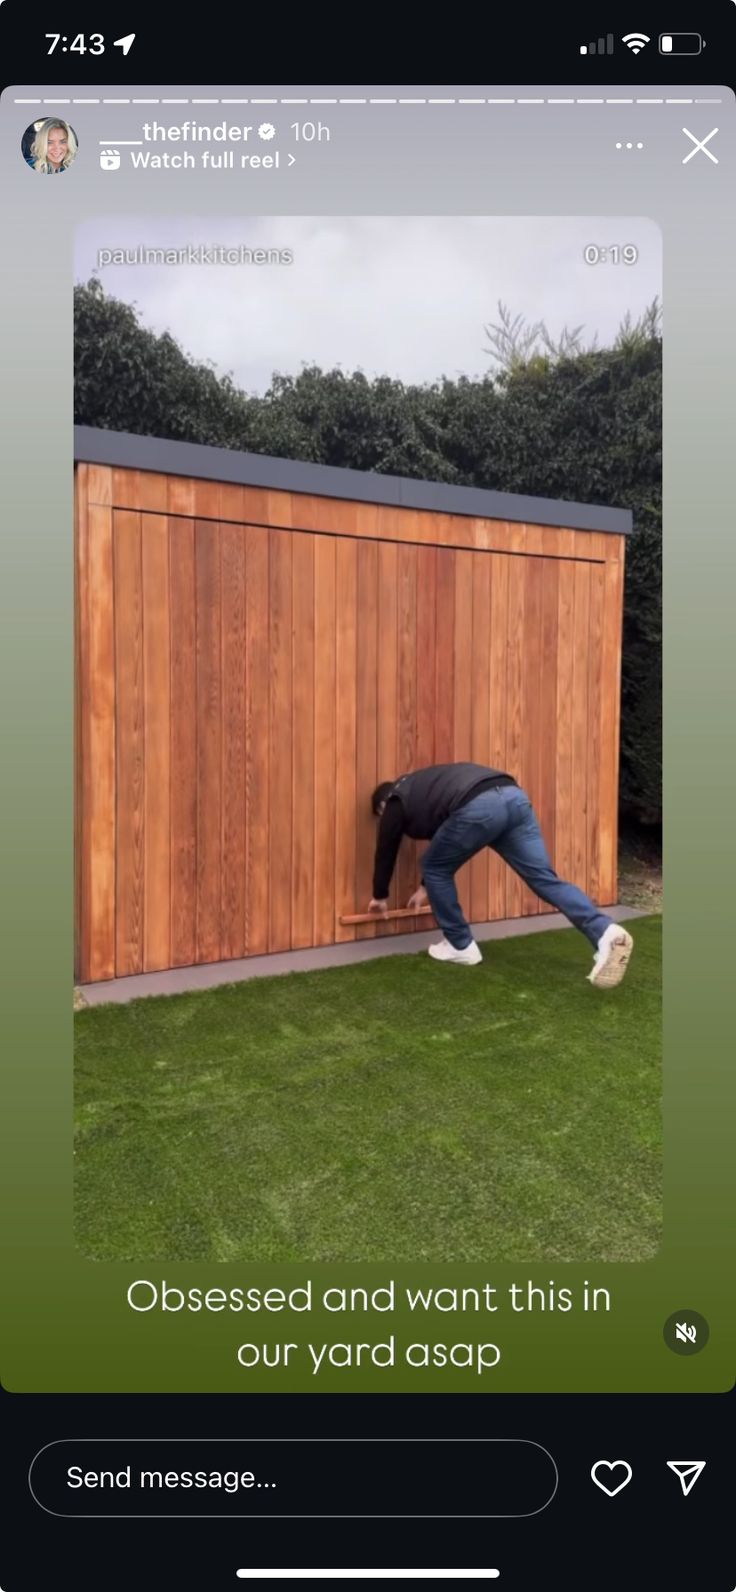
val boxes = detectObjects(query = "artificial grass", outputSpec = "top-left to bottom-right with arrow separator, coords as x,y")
74,917 -> 662,1264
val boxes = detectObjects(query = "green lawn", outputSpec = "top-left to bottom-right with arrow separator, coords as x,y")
74,917 -> 661,1264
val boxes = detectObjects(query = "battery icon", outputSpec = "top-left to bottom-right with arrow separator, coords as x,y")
659,32 -> 704,53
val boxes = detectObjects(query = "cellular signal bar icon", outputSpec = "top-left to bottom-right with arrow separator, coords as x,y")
580,33 -> 614,54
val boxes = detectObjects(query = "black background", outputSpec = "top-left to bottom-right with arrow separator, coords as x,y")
1,1388 -> 733,1587
0,1 -> 734,85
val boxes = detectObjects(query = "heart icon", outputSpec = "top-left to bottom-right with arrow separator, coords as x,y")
591,1460 -> 633,1497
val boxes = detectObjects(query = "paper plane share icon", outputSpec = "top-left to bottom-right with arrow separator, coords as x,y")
666,1460 -> 706,1496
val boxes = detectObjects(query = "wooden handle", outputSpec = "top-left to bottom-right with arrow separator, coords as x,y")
339,906 -> 434,926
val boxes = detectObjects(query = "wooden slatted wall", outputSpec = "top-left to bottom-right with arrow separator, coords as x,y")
75,462 -> 625,982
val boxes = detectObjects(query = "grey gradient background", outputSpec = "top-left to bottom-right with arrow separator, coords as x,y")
0,83 -> 734,1392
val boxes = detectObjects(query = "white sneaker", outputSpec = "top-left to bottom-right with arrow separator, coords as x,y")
588,924 -> 634,988
428,936 -> 482,966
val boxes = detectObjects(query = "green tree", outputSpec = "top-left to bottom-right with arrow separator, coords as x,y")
74,278 -> 256,447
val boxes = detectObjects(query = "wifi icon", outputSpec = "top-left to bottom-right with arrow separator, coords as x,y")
622,31 -> 651,53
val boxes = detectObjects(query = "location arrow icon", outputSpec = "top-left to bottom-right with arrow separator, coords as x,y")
666,1460 -> 706,1497
113,33 -> 136,54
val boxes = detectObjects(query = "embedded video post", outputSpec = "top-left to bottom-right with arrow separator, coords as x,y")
73,215 -> 662,1281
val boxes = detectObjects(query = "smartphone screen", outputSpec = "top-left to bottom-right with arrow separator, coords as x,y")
1,8 -> 734,1589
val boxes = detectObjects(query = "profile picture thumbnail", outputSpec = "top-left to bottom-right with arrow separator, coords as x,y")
22,117 -> 78,174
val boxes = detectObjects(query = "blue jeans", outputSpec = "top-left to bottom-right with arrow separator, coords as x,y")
420,786 -> 613,951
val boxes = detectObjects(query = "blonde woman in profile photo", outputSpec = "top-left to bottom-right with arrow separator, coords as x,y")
24,118 -> 78,173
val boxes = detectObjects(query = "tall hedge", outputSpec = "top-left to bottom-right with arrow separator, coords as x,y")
74,280 -> 661,822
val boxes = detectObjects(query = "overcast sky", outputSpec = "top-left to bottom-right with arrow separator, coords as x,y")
75,216 -> 662,394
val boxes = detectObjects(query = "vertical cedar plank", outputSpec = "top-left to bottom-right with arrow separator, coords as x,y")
111,468 -> 136,510
335,539 -> 358,942
416,546 -> 437,767
587,563 -> 605,904
167,476 -> 196,518
84,502 -> 116,980
244,526 -> 270,954
193,479 -> 221,520
452,551 -> 474,924
520,558 -> 543,914
555,562 -> 575,885
267,489 -> 293,531
87,464 -> 112,506
356,541 -> 379,938
142,515 -> 171,971
470,552 -> 491,923
195,519 -> 222,964
611,546 -> 625,906
537,559 -> 560,913
415,547 -> 438,926
292,532 -> 316,948
221,521 -> 246,959
169,517 -> 197,967
571,561 -> 591,890
377,542 -> 400,931
114,511 -> 145,974
599,550 -> 624,903
396,544 -> 418,931
488,554 -> 509,922
313,536 -> 337,945
134,471 -> 168,512
522,523 -> 544,557
434,550 -> 456,763
505,555 -> 526,918
433,549 -> 456,931
219,482 -> 245,524
268,530 -> 293,951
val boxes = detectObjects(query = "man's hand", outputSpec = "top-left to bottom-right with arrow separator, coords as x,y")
407,886 -> 429,912
368,897 -> 389,916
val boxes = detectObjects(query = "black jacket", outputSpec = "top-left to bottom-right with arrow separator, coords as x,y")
372,762 -> 515,898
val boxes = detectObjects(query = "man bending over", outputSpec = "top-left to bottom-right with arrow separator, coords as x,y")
369,761 -> 633,988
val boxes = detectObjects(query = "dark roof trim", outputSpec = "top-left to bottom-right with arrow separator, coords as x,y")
74,426 -> 632,536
